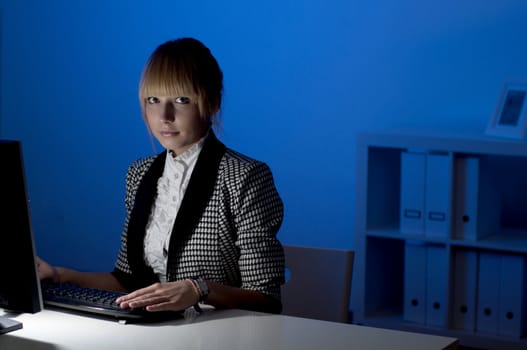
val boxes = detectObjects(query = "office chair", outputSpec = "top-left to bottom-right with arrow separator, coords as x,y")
281,244 -> 354,323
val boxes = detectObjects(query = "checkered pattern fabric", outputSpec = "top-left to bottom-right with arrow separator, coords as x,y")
113,137 -> 285,300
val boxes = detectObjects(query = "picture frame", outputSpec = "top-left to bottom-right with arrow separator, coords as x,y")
486,82 -> 527,140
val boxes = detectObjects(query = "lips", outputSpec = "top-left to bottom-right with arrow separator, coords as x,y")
159,130 -> 179,137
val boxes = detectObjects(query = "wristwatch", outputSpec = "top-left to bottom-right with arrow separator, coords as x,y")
193,277 -> 209,302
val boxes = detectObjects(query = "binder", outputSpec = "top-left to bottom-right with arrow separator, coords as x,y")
424,154 -> 452,238
400,152 -> 426,235
453,157 -> 500,240
498,254 -> 527,338
476,252 -> 500,334
451,250 -> 478,331
426,245 -> 448,327
453,157 -> 479,240
403,241 -> 427,324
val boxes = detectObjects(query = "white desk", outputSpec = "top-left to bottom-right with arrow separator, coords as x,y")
1,308 -> 458,350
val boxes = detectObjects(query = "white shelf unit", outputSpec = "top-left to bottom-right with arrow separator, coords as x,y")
353,129 -> 527,350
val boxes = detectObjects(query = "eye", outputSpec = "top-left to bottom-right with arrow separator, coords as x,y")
146,96 -> 159,104
174,96 -> 191,104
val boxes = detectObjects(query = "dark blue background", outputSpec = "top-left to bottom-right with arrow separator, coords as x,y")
1,1 -> 526,306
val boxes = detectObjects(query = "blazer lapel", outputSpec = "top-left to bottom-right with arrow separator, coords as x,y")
126,151 -> 166,286
166,132 -> 226,268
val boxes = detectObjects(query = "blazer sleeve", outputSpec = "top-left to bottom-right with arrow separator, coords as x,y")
232,161 -> 285,299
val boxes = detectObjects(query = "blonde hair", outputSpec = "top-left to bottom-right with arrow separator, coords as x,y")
138,38 -> 223,126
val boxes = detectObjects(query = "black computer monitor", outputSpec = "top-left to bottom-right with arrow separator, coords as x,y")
0,140 -> 43,314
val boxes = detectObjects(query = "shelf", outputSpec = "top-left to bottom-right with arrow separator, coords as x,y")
357,128 -> 527,157
366,229 -> 448,245
354,130 -> 527,350
367,228 -> 527,254
451,229 -> 527,254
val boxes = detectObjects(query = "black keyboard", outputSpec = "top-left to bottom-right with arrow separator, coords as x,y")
41,282 -> 181,322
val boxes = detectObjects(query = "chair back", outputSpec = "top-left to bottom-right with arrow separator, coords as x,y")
281,244 -> 354,323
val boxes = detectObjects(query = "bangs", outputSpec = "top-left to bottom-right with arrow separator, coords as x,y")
139,56 -> 198,102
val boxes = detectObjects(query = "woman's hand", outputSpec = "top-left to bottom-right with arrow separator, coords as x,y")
116,280 -> 200,312
36,256 -> 59,282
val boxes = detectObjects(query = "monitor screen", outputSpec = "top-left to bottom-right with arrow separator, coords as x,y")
0,140 -> 43,314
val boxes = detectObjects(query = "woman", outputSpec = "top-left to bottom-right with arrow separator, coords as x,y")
38,37 -> 285,314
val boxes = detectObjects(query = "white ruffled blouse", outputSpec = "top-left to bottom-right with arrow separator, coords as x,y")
143,138 -> 205,282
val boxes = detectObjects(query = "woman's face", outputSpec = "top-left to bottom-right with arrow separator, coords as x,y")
144,95 -> 209,156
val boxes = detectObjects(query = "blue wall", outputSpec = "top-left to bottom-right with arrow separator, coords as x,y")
1,0 -> 527,275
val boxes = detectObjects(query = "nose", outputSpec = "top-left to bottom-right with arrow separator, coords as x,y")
160,102 -> 175,122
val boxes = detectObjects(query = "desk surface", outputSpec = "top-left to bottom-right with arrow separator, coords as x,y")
1,308 -> 458,350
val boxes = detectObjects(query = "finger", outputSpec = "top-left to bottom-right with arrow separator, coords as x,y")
145,301 -> 176,312
118,289 -> 166,304
117,285 -> 158,302
122,294 -> 168,309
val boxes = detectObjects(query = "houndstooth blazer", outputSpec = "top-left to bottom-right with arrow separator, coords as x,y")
111,131 -> 285,302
